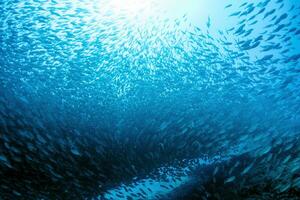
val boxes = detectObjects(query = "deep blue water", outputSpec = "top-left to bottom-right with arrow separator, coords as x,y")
0,0 -> 300,199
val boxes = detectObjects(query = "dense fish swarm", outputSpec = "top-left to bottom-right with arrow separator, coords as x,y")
0,0 -> 300,199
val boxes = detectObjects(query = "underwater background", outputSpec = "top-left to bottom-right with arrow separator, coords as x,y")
0,0 -> 300,199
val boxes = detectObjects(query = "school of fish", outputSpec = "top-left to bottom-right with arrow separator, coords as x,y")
0,0 -> 300,199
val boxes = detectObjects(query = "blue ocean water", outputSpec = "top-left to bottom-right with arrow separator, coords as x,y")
0,0 -> 300,199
